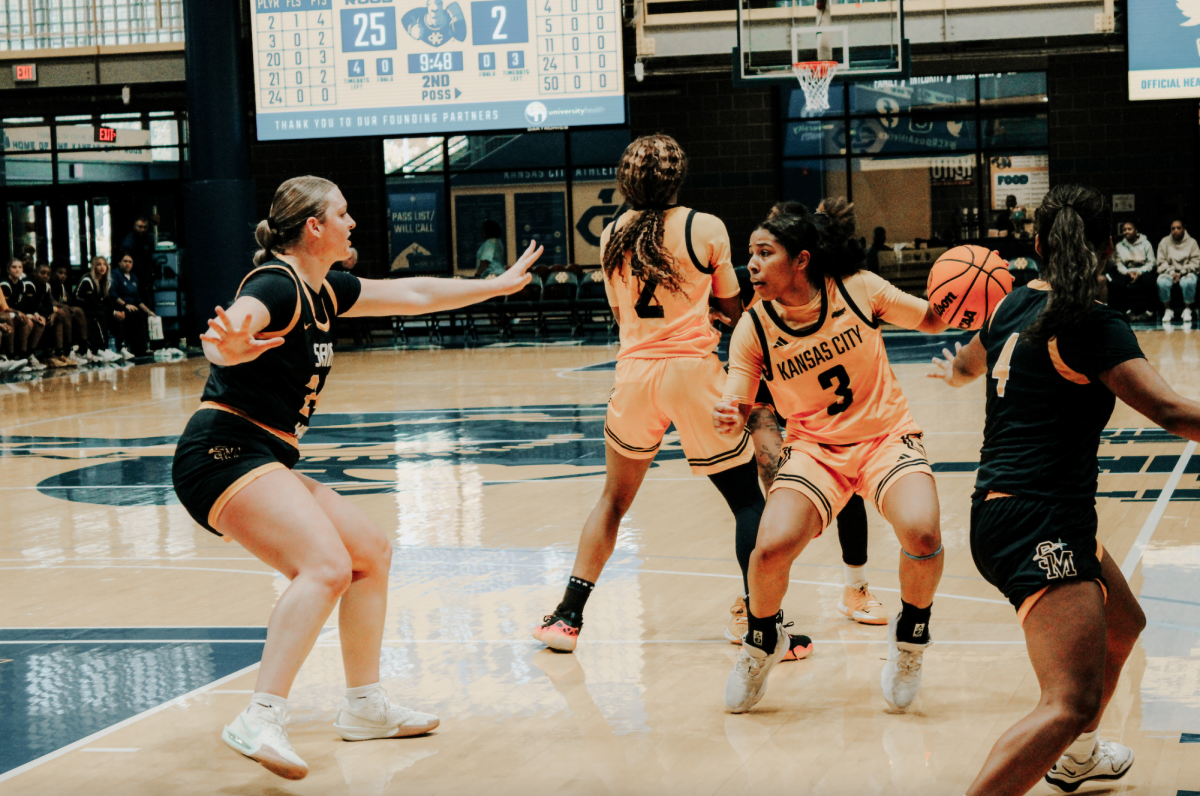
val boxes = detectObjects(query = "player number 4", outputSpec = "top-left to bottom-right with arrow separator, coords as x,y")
992,332 -> 1019,397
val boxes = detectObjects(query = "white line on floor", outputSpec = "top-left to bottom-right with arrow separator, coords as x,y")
1120,440 -> 1197,580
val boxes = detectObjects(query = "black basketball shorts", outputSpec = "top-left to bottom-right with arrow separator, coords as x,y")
173,408 -> 301,535
970,492 -> 1107,624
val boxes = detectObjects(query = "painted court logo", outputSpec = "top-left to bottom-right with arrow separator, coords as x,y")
1033,540 -> 1076,580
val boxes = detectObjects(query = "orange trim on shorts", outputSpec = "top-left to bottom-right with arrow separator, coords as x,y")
1016,539 -> 1107,626
199,402 -> 300,449
985,491 -> 1013,501
207,462 -> 288,530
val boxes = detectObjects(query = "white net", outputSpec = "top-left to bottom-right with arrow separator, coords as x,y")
792,60 -> 838,112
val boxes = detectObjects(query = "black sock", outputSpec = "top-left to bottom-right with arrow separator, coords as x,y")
836,494 -> 869,567
745,609 -> 781,652
708,460 -> 765,595
896,600 -> 932,644
554,576 -> 594,624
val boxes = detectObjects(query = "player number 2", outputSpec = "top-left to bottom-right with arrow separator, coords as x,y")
992,332 -> 1019,397
818,364 -> 853,415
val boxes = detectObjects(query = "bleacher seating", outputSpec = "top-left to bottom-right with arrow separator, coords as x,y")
379,267 -> 614,346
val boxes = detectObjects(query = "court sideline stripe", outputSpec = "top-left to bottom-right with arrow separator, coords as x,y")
1120,440 -> 1197,580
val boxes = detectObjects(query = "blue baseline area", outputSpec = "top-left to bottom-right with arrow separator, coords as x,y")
0,627 -> 266,776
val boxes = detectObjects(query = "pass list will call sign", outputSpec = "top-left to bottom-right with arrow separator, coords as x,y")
249,0 -> 625,140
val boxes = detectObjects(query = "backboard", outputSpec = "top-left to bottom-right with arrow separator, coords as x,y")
735,0 -> 906,85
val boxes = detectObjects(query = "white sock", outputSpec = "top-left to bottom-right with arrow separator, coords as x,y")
345,682 -> 381,700
250,692 -> 288,712
844,563 -> 868,590
1065,730 -> 1098,763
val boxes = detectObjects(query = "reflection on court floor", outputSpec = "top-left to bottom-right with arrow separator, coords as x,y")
1,335 -> 1199,794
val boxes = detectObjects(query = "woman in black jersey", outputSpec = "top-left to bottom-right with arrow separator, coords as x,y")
173,176 -> 541,781
932,184 -> 1200,795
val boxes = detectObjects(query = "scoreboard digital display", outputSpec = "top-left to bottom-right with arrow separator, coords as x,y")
249,0 -> 625,140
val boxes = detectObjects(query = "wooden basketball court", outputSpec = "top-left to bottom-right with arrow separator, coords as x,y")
1,330 -> 1198,795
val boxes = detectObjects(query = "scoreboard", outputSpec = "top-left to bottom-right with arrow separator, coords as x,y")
249,0 -> 625,140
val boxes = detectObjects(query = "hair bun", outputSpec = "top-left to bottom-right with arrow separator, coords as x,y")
254,219 -> 277,249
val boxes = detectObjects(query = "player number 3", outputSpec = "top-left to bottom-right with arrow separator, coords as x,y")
818,364 -> 854,415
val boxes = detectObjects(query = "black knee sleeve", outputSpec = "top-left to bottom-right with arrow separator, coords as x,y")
708,459 -> 765,595
837,493 -> 869,567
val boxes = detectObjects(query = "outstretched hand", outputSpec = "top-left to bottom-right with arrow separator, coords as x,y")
712,398 -> 745,435
926,341 -> 963,384
490,241 -> 544,296
201,306 -> 284,366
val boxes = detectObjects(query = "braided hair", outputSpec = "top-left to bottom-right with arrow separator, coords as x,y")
603,134 -> 689,295
1024,184 -> 1110,346
756,196 -> 864,282
253,176 -> 338,267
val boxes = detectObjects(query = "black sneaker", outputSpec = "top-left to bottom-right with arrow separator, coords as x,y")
781,621 -> 813,661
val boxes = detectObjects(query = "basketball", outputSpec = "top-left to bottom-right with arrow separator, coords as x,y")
926,245 -> 1014,331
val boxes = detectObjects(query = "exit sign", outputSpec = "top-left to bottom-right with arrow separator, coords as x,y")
13,64 -> 36,82
94,126 -> 117,143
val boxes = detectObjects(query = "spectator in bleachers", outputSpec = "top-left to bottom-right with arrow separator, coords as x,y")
75,256 -> 120,362
0,286 -> 27,372
29,263 -> 73,367
1156,218 -> 1199,324
51,264 -> 89,363
472,220 -> 507,278
110,251 -> 156,358
120,215 -> 158,286
3,258 -> 46,369
865,226 -> 886,274
1109,222 -> 1157,319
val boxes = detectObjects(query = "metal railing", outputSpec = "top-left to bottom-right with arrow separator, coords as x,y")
0,0 -> 184,51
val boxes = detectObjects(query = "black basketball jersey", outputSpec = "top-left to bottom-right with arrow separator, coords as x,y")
975,285 -> 1144,502
200,261 -> 361,438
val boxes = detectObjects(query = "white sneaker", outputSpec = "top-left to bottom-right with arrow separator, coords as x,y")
221,702 -> 308,780
333,685 -> 440,741
1044,739 -> 1134,793
27,355 -> 46,371
119,347 -> 135,360
723,616 -> 789,713
67,348 -> 88,365
881,613 -> 932,712
1163,309 -> 1174,324
1184,307 -> 1194,323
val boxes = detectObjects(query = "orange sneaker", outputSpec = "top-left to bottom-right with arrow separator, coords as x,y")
781,631 -> 813,661
725,594 -> 748,644
839,584 -> 888,625
532,613 -> 581,652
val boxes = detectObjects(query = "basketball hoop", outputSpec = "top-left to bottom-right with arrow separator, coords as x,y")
792,60 -> 838,112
